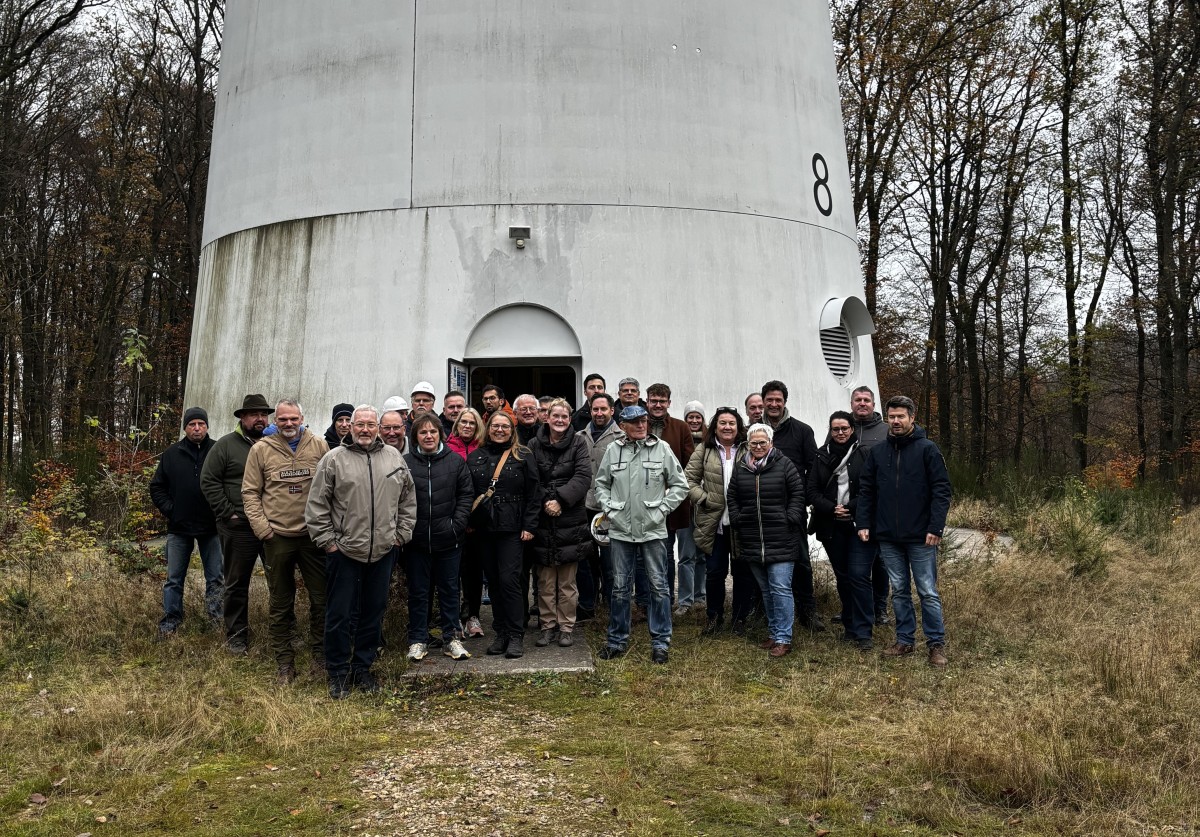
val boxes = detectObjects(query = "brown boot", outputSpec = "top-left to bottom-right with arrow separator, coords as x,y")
768,643 -> 792,657
928,643 -> 948,667
883,642 -> 914,657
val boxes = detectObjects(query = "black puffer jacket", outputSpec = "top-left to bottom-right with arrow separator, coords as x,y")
405,444 -> 474,553
726,449 -> 806,564
149,436 -> 217,536
806,440 -> 867,543
855,426 -> 952,543
528,424 -> 594,566
466,442 -> 541,534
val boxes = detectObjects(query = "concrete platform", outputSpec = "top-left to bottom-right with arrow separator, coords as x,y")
400,607 -> 597,677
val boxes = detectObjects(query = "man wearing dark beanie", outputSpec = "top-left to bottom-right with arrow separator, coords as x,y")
150,406 -> 221,637
324,403 -> 354,449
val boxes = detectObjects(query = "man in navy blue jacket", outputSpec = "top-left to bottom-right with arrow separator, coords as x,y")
855,395 -> 952,667
150,407 -> 222,637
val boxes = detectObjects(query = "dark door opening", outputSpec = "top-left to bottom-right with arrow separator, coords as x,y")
469,365 -> 579,413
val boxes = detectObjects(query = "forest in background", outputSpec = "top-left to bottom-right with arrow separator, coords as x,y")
0,0 -> 1197,511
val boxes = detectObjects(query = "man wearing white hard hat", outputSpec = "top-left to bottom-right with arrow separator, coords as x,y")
409,382 -> 436,421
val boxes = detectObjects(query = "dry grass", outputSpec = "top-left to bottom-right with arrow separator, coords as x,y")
2,504 -> 1200,835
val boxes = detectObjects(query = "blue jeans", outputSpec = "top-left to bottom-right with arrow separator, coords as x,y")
404,547 -> 462,643
608,538 -> 672,651
635,532 -> 676,609
879,541 -> 945,647
325,547 -> 396,678
822,528 -> 875,641
748,561 -> 795,644
161,533 -> 223,630
675,525 -> 704,607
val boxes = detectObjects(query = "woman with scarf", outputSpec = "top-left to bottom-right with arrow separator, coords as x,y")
402,414 -> 474,662
806,411 -> 873,650
528,398 -> 593,648
726,423 -> 806,657
324,403 -> 354,449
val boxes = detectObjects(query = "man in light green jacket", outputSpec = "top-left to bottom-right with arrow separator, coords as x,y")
593,405 -> 688,664
306,405 -> 416,699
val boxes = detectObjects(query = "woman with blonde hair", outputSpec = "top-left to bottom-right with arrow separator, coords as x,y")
465,411 -> 540,658
448,407 -> 484,460
528,398 -> 593,647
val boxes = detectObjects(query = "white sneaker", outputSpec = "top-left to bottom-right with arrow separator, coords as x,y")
405,642 -> 428,661
444,638 -> 471,660
465,616 -> 485,637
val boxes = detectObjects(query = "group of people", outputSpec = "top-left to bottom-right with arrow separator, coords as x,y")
148,375 -> 952,699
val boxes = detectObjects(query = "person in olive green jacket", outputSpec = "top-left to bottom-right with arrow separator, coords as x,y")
241,398 -> 329,684
200,393 -> 272,654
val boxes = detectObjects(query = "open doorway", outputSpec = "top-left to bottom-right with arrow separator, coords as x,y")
469,365 -> 579,413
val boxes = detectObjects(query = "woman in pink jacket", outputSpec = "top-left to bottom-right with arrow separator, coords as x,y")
448,408 -> 484,460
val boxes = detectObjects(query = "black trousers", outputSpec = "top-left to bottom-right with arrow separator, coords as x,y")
480,531 -> 525,639
216,516 -> 264,643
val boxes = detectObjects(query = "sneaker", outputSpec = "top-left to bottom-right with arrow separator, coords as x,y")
535,628 -> 559,647
768,643 -> 792,657
928,643 -> 948,668
481,586 -> 491,605
226,637 -> 248,656
651,647 -> 669,664
883,642 -> 915,657
354,669 -> 382,693
597,645 -> 625,660
275,664 -> 296,685
405,642 -> 428,661
505,635 -> 524,659
701,618 -> 725,636
444,639 -> 471,660
673,605 -> 690,617
465,616 -> 485,637
486,634 -> 508,655
557,631 -> 574,648
328,676 -> 350,700
831,613 -> 843,624
875,611 -> 892,626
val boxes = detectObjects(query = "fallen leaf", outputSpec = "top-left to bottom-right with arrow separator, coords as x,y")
94,815 -> 107,823
816,831 -> 831,837
264,764 -> 279,771
777,818 -> 791,826
289,808 -> 302,816
920,781 -> 934,792
664,799 -> 677,807
29,793 -> 47,805
1006,816 -> 1023,827
314,769 -> 321,778
807,813 -> 824,823
52,778 -> 67,788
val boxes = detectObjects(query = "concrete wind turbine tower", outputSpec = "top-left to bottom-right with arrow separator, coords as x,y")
187,0 -> 877,427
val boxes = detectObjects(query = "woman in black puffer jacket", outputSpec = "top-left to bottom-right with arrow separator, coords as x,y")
806,411 -> 873,648
528,399 -> 594,648
402,414 -> 475,662
727,423 -> 806,657
466,411 -> 540,659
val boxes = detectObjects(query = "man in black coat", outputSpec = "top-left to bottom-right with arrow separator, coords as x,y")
761,380 -> 823,631
149,407 -> 223,636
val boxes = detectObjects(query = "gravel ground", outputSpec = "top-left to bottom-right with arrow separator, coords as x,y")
348,708 -> 618,836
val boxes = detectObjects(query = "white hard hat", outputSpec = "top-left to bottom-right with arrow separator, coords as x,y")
382,395 -> 409,412
590,512 -> 610,545
410,381 -> 435,398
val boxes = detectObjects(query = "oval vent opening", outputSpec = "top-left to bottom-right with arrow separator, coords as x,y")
820,324 -> 853,380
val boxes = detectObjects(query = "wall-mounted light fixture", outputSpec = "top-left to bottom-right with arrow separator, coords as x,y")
509,225 -> 531,249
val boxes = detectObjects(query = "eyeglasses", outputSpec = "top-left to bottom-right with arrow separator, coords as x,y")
830,426 -> 853,435
380,425 -> 404,433
748,440 -> 770,448
647,398 -> 669,405
352,421 -> 378,429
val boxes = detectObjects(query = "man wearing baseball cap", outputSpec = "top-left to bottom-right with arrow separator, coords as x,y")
593,404 -> 689,664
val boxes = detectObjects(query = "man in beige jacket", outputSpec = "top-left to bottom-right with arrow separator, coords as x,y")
307,404 -> 417,698
242,398 -> 329,684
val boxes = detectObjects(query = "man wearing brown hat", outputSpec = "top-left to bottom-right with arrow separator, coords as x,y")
242,398 -> 330,684
150,406 -> 221,637
201,394 -> 272,654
